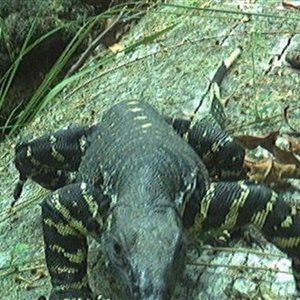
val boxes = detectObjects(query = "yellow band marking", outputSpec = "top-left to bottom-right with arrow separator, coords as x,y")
273,236 -> 300,248
51,146 -> 65,162
130,107 -> 143,113
127,100 -> 139,105
281,216 -> 293,228
250,191 -> 277,229
49,244 -> 86,264
44,218 -> 81,237
221,181 -> 249,229
141,123 -> 152,128
134,116 -> 148,120
50,193 -> 88,235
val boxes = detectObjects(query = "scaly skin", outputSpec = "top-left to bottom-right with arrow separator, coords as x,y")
14,100 -> 300,299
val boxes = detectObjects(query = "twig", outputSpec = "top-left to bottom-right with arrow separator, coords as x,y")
65,9 -> 126,78
187,261 -> 292,275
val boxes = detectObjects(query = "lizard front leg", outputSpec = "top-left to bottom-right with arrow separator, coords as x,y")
13,125 -> 95,204
40,182 -> 110,300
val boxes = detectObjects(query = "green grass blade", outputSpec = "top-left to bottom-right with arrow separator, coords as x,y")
7,13 -> 107,136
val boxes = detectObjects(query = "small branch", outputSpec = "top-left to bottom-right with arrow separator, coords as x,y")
187,261 -> 292,275
65,9 -> 126,78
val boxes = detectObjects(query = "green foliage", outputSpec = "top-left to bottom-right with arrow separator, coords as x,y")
4,1 -> 297,138
0,19 -> 68,134
4,13 -> 177,137
7,13 -> 106,137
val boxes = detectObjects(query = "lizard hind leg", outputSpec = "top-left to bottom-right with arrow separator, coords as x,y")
192,180 -> 300,293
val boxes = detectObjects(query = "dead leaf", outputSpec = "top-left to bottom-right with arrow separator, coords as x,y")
109,43 -> 125,53
244,157 -> 300,183
273,143 -> 300,167
282,1 -> 300,9
283,134 -> 300,154
235,131 -> 300,167
234,131 -> 279,152
244,157 -> 272,183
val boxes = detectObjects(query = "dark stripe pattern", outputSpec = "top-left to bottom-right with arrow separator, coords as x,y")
41,182 -> 110,298
13,99 -> 300,298
188,120 -> 245,180
13,125 -> 91,204
186,180 -> 300,292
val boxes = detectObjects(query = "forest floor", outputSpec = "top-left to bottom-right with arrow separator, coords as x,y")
1,1 -> 300,299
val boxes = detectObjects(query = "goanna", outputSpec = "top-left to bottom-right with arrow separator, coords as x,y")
14,100 -> 300,300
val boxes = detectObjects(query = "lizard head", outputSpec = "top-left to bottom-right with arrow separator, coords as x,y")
103,205 -> 185,300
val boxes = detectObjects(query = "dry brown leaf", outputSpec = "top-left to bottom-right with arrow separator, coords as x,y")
236,131 -> 300,183
283,134 -> 300,154
244,157 -> 272,183
244,157 -> 300,183
235,132 -> 300,167
272,144 -> 300,167
109,43 -> 125,53
234,131 -> 279,151
282,1 -> 300,9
